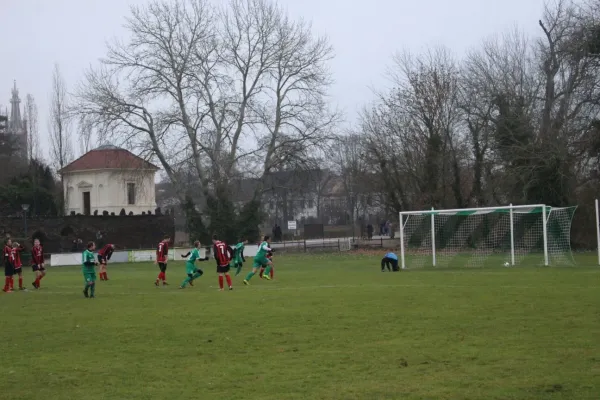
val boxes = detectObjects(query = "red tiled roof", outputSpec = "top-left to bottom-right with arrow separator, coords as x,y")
60,148 -> 160,173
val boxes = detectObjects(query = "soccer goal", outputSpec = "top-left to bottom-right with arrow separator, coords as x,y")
398,204 -> 577,269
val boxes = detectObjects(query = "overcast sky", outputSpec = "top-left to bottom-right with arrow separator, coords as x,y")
1,0 -> 549,161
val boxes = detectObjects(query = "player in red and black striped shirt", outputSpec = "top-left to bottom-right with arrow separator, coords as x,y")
31,239 -> 46,289
212,234 -> 234,291
3,238 -> 15,292
97,244 -> 115,281
11,242 -> 25,290
155,235 -> 171,286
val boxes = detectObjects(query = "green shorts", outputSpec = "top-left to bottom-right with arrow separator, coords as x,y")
185,262 -> 197,275
253,256 -> 269,269
233,257 -> 243,265
83,272 -> 96,284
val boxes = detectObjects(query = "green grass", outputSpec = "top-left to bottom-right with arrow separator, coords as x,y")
1,253 -> 599,400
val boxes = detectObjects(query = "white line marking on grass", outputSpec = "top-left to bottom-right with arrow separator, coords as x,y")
20,282 -> 600,296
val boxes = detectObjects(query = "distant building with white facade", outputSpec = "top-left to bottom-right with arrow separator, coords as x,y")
60,145 -> 159,215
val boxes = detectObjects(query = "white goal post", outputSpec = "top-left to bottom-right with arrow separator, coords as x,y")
399,204 -> 577,269
594,199 -> 600,265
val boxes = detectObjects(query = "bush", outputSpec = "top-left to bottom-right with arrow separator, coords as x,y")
119,208 -> 126,216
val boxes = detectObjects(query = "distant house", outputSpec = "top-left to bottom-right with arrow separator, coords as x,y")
60,145 -> 159,215
230,169 -> 386,226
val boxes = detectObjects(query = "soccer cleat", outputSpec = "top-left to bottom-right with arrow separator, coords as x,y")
155,281 -> 160,287
162,281 -> 169,286
263,275 -> 271,281
83,290 -> 89,298
229,286 -> 233,291
188,280 -> 194,287
243,280 -> 250,286
19,287 -> 27,291
32,281 -> 39,289
219,288 -> 224,291
179,286 -> 185,289
3,289 -> 13,293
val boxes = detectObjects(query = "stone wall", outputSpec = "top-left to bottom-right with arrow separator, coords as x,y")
0,215 -> 175,253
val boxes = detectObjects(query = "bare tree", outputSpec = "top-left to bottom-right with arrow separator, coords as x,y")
77,116 -> 95,155
75,0 -> 337,211
49,63 -> 74,213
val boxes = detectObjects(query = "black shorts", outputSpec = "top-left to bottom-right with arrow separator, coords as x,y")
32,264 -> 46,272
158,262 -> 167,272
97,255 -> 107,264
4,264 -> 14,277
217,265 -> 230,274
13,267 -> 22,275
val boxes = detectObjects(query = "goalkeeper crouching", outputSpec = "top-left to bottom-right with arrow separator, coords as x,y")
381,252 -> 400,272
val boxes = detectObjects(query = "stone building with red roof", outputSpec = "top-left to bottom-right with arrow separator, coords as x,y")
59,145 -> 160,215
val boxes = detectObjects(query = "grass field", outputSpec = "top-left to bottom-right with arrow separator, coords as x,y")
1,252 -> 599,400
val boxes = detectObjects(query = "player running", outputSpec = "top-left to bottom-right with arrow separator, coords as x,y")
82,241 -> 99,298
212,235 -> 234,291
11,242 -> 26,290
97,243 -> 115,281
3,238 -> 14,293
31,239 -> 46,289
179,240 -> 209,289
155,235 -> 171,286
243,235 -> 274,285
259,249 -> 274,280
233,238 -> 248,276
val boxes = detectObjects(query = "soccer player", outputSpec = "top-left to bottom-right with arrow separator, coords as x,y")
259,250 -> 274,280
155,235 -> 171,286
243,235 -> 274,285
3,238 -> 14,293
82,241 -> 99,298
179,240 -> 209,289
11,242 -> 26,290
233,238 -> 248,276
381,252 -> 399,272
32,239 -> 46,289
97,243 -> 115,281
213,235 -> 234,291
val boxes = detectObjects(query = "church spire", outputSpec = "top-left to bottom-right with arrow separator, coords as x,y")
9,80 -> 23,132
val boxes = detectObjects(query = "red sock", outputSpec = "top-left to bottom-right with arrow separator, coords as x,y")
259,268 -> 264,277
219,276 -> 224,289
3,276 -> 9,291
19,277 -> 23,288
162,272 -> 166,282
270,268 -> 274,279
104,272 -> 108,280
10,276 -> 14,289
225,275 -> 232,287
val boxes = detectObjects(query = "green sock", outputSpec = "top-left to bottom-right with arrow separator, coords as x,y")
181,276 -> 191,287
83,284 -> 89,294
235,263 -> 243,276
192,271 -> 203,280
245,271 -> 255,281
264,266 -> 272,276
90,282 -> 95,297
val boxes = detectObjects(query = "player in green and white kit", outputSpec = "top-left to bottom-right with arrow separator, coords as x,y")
82,241 -> 99,298
233,238 -> 248,276
243,235 -> 274,285
179,241 -> 209,289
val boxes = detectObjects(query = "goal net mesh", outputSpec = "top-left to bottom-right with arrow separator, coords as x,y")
400,206 -> 576,268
